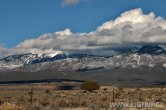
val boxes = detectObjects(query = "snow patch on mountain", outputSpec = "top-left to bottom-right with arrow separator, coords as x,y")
163,64 -> 166,68
0,45 -> 166,72
46,51 -> 63,57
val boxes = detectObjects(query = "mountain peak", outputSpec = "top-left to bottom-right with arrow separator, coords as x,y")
137,45 -> 165,55
0,46 -> 166,72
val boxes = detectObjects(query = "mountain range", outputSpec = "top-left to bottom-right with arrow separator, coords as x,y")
0,45 -> 166,72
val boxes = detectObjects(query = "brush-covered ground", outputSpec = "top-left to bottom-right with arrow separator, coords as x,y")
0,83 -> 165,110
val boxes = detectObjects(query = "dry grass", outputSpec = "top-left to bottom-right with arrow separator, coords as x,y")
0,84 -> 165,110
0,102 -> 26,110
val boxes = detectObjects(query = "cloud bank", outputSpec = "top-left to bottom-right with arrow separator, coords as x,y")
1,8 -> 166,58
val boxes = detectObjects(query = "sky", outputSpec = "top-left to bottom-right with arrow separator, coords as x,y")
0,0 -> 166,57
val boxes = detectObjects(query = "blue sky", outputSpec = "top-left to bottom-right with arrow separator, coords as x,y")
0,0 -> 166,48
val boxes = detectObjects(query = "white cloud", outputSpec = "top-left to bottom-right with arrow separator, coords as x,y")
61,0 -> 90,6
97,8 -> 166,44
1,8 -> 166,58
61,0 -> 80,6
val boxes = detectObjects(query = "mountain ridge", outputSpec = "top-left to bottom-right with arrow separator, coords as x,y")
0,45 -> 166,72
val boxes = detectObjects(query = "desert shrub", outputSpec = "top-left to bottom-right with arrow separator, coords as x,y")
118,88 -> 123,91
156,98 -> 162,102
40,99 -> 49,107
45,90 -> 50,94
103,88 -> 107,91
80,81 -> 100,92
57,85 -> 75,90
136,88 -> 141,91
0,99 -> 4,105
138,97 -> 144,101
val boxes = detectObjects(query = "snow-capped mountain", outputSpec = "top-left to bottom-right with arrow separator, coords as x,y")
0,45 -> 166,72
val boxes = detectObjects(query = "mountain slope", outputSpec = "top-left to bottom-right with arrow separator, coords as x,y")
0,45 -> 166,72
